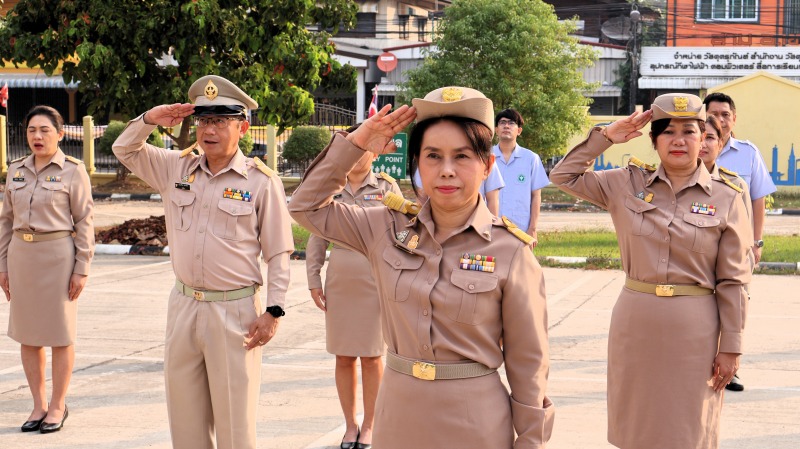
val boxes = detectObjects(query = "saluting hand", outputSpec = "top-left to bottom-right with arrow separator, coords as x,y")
0,272 -> 10,301
309,288 -> 327,312
346,104 -> 416,155
604,110 -> 653,144
244,313 -> 280,350
68,273 -> 87,301
143,103 -> 195,127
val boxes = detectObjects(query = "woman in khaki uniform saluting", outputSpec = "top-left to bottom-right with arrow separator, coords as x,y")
290,87 -> 553,449
0,105 -> 95,433
306,147 -> 402,449
550,94 -> 751,449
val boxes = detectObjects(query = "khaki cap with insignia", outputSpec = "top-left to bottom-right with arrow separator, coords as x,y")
650,93 -> 706,121
412,86 -> 495,135
188,75 -> 258,117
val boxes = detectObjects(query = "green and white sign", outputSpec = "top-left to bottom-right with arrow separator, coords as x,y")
372,132 -> 407,179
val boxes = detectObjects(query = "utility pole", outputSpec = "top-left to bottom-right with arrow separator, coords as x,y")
629,4 -> 641,114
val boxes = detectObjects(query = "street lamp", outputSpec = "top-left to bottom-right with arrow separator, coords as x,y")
629,7 -> 641,114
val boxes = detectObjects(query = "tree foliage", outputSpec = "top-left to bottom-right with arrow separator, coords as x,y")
0,0 -> 357,149
96,120 -> 164,181
282,126 -> 331,164
399,0 -> 597,159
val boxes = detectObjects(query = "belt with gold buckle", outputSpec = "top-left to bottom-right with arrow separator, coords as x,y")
175,279 -> 258,302
13,230 -> 72,243
386,352 -> 496,381
625,278 -> 714,297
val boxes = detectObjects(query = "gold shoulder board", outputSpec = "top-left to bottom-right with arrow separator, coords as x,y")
382,191 -> 420,215
65,155 -> 84,164
9,156 -> 26,164
718,173 -> 743,193
718,166 -> 739,177
179,142 -> 198,158
379,172 -> 396,183
253,157 -> 274,178
628,156 -> 656,172
501,216 -> 534,245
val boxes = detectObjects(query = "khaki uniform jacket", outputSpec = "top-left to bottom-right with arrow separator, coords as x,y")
112,117 -> 293,305
305,171 -> 403,290
0,149 -> 95,274
290,134 -> 553,448
550,130 -> 751,354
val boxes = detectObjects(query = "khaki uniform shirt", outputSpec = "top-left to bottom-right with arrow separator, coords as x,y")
305,171 -> 403,289
550,130 -> 751,353
0,149 -> 95,275
113,117 -> 293,306
290,135 -> 553,447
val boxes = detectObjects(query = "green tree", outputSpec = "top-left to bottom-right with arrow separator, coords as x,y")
282,126 -> 331,164
0,0 -> 357,149
96,120 -> 164,181
399,0 -> 597,159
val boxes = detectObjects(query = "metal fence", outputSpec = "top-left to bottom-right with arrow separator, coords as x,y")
6,122 -> 115,173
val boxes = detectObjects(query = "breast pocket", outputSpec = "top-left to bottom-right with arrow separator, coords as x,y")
169,190 -> 196,232
678,213 -> 721,254
41,182 -> 69,208
445,269 -> 499,325
213,199 -> 254,241
7,181 -> 30,204
382,246 -> 424,302
624,195 -> 657,236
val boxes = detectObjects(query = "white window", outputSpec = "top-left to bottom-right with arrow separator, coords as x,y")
697,0 -> 758,21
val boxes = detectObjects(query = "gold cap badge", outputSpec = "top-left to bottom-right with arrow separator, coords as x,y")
673,96 -> 688,112
204,79 -> 219,101
442,87 -> 463,102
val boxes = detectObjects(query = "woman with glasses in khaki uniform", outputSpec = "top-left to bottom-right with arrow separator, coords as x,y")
291,87 -> 553,449
550,94 -> 751,449
305,148 -> 402,449
0,105 -> 95,434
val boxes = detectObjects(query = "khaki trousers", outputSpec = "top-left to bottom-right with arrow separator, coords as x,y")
164,288 -> 263,449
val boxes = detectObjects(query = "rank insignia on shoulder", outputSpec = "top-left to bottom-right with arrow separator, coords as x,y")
690,202 -> 715,216
717,173 -> 744,193
718,166 -> 739,177
459,253 -> 496,273
501,216 -> 535,246
65,155 -> 83,164
364,194 -> 383,201
223,187 -> 252,202
628,156 -> 656,172
175,182 -> 191,191
382,192 -> 420,215
12,171 -> 24,182
378,172 -> 395,183
45,176 -> 62,182
253,157 -> 274,178
180,142 -> 199,158
396,230 -> 409,242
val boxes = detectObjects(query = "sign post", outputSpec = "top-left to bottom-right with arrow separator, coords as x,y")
373,132 -> 407,179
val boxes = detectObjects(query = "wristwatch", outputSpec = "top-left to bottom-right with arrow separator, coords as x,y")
265,306 -> 285,318
754,239 -> 764,248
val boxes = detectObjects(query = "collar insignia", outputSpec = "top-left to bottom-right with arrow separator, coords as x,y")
407,235 -> 419,249
396,230 -> 409,243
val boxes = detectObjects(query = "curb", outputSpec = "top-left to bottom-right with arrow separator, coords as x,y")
93,193 -> 162,201
95,243 -> 306,260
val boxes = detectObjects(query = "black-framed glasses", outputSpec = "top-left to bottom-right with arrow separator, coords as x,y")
193,116 -> 243,129
497,119 -> 517,127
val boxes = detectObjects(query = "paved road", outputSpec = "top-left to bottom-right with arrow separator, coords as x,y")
1,258 -> 798,449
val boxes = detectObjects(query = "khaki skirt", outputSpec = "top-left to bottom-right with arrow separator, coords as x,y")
373,369 -> 514,449
324,247 -> 383,357
607,288 -> 722,449
7,235 -> 76,347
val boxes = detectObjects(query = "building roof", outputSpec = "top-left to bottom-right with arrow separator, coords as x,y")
0,72 -> 79,89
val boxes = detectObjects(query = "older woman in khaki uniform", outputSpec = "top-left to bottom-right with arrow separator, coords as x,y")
0,105 -> 95,433
291,87 -> 553,449
306,152 -> 402,448
550,94 -> 751,449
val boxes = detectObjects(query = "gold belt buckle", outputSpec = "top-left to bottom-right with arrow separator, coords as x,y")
193,290 -> 205,300
656,284 -> 675,297
412,361 -> 436,381
23,233 -> 34,242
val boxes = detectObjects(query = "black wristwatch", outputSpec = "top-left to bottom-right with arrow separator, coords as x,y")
754,239 -> 764,248
265,306 -> 285,318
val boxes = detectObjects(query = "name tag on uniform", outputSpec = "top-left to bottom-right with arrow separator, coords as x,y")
175,182 -> 191,191
46,176 -> 62,182
12,171 -> 24,182
223,187 -> 251,202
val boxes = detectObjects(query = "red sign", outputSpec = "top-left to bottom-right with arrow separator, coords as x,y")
376,52 -> 398,73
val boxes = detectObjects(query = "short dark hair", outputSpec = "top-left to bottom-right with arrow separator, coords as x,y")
494,108 -> 524,127
25,105 -> 65,132
408,117 -> 493,198
650,118 -> 705,146
703,92 -> 736,113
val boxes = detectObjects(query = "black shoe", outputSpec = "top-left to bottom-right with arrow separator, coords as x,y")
725,374 -> 744,392
40,405 -> 68,434
355,442 -> 372,449
341,428 -> 359,449
21,415 -> 46,432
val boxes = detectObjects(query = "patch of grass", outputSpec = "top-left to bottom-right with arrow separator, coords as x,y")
771,188 -> 800,210
535,230 -> 620,258
292,224 -> 312,251
761,235 -> 800,263
540,186 -> 582,204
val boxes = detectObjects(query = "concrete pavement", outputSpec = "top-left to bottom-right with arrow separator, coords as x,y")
1,258 -> 799,449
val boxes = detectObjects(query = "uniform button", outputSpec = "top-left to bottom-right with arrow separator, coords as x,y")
203,204 -> 209,209
423,309 -> 429,316
637,208 -> 642,212
423,345 -> 429,351
394,261 -> 401,267
663,236 -> 669,241
436,249 -> 441,255
196,255 -> 201,260
671,201 -> 675,205
660,258 -> 666,263
468,284 -> 475,290
199,228 -> 205,233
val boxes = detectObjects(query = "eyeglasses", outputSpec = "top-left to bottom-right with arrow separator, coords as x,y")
193,116 -> 243,129
497,119 -> 517,127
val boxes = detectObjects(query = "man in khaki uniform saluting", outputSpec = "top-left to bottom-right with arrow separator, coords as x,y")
113,75 -> 294,449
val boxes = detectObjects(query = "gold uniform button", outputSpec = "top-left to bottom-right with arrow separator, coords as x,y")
423,309 -> 429,316
468,284 -> 475,290
423,345 -> 429,351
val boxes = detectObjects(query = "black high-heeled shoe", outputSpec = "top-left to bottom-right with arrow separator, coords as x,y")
340,427 -> 359,449
21,414 -> 46,432
40,405 -> 68,434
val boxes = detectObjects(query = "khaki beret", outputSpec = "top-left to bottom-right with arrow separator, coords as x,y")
412,86 -> 495,135
188,75 -> 258,117
650,93 -> 706,121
